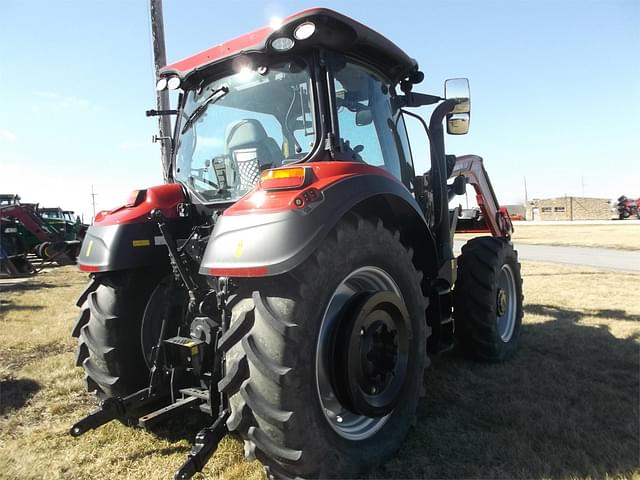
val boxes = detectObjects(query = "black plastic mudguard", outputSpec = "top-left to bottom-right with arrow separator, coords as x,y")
200,173 -> 431,277
77,219 -> 191,272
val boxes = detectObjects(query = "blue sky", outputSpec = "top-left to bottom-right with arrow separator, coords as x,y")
0,0 -> 638,221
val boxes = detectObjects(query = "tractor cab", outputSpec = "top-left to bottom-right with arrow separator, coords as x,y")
157,8 -> 467,210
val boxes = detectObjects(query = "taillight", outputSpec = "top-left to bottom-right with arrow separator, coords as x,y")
125,189 -> 147,207
259,167 -> 308,190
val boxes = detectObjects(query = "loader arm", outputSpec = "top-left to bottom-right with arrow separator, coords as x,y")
0,204 -> 62,242
450,155 -> 513,238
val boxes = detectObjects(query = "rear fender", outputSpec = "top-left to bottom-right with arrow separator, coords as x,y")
200,168 -> 437,278
77,184 -> 190,273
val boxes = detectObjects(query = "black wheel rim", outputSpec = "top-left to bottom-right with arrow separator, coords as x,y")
140,279 -> 187,368
316,266 -> 410,440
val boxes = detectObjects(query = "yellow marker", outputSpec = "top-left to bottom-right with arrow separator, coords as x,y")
132,239 -> 151,247
191,345 -> 199,356
85,240 -> 94,257
234,239 -> 244,258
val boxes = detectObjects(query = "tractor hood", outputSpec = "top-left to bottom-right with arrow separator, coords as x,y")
159,8 -> 418,86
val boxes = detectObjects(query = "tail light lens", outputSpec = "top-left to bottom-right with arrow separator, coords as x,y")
260,167 -> 308,190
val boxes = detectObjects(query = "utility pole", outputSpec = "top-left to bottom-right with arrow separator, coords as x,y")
524,176 -> 528,204
90,185 -> 97,224
150,0 -> 172,183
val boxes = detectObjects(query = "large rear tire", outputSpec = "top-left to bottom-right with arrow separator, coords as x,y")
453,236 -> 523,362
220,214 -> 429,479
72,268 -> 161,399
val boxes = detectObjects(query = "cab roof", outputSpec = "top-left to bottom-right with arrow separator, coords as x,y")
160,8 -> 418,85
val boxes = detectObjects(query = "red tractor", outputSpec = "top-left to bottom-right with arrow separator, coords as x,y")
616,195 -> 640,219
70,9 -> 523,479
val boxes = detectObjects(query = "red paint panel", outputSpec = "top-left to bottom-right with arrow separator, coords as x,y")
160,8 -> 339,78
224,162 -> 398,216
208,266 -> 269,277
161,25 -> 273,77
94,184 -> 186,226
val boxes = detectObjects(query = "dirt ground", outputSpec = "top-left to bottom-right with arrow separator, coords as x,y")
0,264 -> 638,479
457,222 -> 640,251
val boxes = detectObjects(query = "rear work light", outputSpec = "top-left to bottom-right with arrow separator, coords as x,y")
259,167 -> 309,190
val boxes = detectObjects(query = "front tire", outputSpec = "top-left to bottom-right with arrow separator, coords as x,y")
220,214 -> 429,479
453,237 -> 523,362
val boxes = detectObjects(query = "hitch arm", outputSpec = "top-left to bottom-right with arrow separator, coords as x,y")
150,209 -> 202,311
69,387 -> 166,437
175,409 -> 230,479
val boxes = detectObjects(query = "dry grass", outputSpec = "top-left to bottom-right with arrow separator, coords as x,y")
457,223 -> 640,250
1,264 -> 638,479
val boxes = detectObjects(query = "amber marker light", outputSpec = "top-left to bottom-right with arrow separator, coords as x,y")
125,189 -> 147,207
259,167 -> 308,190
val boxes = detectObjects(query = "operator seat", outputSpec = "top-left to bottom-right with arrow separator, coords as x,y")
225,119 -> 283,189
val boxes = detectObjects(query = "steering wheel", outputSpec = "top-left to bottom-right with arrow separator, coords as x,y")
190,168 -> 219,189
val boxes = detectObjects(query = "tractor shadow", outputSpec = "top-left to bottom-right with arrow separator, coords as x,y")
0,281 -> 64,293
0,299 -> 45,314
145,410 -> 214,444
0,377 -> 41,414
373,303 -> 639,479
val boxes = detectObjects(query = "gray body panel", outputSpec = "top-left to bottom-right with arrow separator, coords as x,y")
78,222 -> 184,272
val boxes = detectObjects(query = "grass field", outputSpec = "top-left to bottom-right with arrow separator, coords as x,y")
457,222 -> 640,251
1,264 -> 638,479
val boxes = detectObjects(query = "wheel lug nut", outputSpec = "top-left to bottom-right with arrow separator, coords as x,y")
371,386 -> 376,394
360,328 -> 365,336
336,415 -> 343,423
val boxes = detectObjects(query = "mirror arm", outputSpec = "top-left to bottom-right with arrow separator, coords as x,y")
393,93 -> 443,110
428,98 -> 459,262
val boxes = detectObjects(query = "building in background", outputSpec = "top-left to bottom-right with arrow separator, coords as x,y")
526,197 -> 611,221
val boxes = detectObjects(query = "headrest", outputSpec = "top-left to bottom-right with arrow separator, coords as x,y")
226,119 -> 268,151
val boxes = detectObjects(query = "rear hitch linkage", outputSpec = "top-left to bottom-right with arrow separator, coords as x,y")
70,389 -> 231,479
174,409 -> 230,479
70,209 -> 235,478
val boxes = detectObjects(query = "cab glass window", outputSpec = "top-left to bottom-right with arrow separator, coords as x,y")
333,61 -> 412,182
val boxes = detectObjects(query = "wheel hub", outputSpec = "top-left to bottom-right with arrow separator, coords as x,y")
362,321 -> 398,395
331,291 -> 409,418
496,264 -> 517,342
496,288 -> 507,316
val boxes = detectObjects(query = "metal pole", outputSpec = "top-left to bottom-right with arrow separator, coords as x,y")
90,185 -> 97,224
150,0 -> 172,183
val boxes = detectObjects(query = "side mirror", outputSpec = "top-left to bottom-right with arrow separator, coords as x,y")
447,113 -> 470,135
355,109 -> 373,126
445,78 -> 471,135
445,78 -> 470,114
